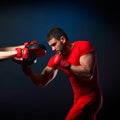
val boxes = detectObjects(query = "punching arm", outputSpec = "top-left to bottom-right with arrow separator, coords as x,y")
22,65 -> 58,87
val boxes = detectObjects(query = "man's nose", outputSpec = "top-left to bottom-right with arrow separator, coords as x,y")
52,46 -> 55,51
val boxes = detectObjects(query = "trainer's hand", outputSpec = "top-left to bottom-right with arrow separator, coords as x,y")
15,47 -> 29,59
47,54 -> 71,69
12,47 -> 37,65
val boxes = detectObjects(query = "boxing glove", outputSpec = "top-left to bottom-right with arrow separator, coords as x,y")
48,54 -> 71,69
24,40 -> 47,57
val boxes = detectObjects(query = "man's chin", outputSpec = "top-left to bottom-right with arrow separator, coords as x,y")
56,51 -> 61,54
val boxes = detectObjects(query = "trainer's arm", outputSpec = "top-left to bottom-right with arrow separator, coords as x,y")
0,51 -> 17,60
22,65 -> 58,87
0,45 -> 25,60
0,45 -> 24,51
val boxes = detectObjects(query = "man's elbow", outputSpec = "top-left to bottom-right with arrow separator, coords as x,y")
85,68 -> 93,77
31,79 -> 46,88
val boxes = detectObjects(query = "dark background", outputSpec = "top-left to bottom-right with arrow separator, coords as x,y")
0,0 -> 119,120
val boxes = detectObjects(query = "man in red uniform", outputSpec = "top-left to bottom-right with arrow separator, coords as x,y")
22,27 -> 103,120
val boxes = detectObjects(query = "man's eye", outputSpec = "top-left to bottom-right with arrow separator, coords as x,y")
52,43 -> 56,46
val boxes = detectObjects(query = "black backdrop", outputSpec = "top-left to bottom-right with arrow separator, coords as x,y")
0,0 -> 119,120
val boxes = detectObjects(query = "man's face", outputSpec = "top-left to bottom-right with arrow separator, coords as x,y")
48,36 -> 66,54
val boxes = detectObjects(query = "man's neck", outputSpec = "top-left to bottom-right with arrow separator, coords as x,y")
62,41 -> 73,57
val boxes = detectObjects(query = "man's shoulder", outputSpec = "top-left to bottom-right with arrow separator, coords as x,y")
74,40 -> 90,44
50,53 -> 58,59
73,40 -> 91,46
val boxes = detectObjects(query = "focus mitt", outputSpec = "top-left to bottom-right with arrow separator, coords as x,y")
12,48 -> 37,65
24,40 -> 47,57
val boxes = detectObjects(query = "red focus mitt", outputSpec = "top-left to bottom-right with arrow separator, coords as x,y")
24,40 -> 47,57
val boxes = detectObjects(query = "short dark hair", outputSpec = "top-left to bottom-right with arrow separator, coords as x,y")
47,27 -> 69,41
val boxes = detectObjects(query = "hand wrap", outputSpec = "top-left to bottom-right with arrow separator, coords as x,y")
13,47 -> 37,65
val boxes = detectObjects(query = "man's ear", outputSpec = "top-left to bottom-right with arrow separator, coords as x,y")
60,36 -> 66,43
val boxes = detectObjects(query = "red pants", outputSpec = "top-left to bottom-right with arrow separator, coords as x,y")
65,93 -> 103,120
